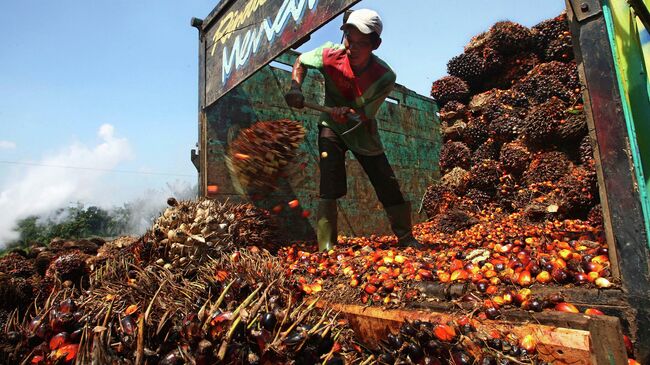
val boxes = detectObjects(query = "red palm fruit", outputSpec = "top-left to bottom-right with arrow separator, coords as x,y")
485,307 -> 500,320
486,285 -> 498,295
301,210 -> 311,218
517,252 -> 531,265
514,289 -> 531,305
288,200 -> 300,209
492,296 -> 505,306
471,272 -> 484,282
433,324 -> 457,342
520,334 -> 537,354
552,268 -> 569,283
364,284 -> 378,295
587,272 -> 600,282
553,257 -> 567,269
451,270 -> 469,281
58,299 -> 76,314
592,255 -> 609,265
517,271 -> 532,286
437,271 -> 451,283
558,249 -> 572,260
383,279 -> 396,292
584,308 -> 605,316
450,259 -> 464,272
536,270 -> 552,283
555,302 -> 579,313
54,344 -> 79,362
628,360 -> 641,365
30,355 -> 45,365
502,292 -> 513,304
49,332 -> 69,350
418,269 -> 433,279
484,269 -> 497,279
271,205 -> 283,214
350,277 -> 359,287
574,272 -> 588,284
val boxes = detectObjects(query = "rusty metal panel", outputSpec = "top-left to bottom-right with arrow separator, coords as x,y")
203,50 -> 440,240
203,0 -> 360,106
566,1 -> 650,361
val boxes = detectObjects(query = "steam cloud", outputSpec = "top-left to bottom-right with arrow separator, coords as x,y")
0,124 -> 133,245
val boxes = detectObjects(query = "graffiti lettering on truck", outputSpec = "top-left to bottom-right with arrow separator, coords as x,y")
211,0 -> 319,84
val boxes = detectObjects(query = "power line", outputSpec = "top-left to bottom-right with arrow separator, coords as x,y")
0,160 -> 195,178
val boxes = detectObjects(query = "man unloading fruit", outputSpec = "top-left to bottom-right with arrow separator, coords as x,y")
285,9 -> 422,252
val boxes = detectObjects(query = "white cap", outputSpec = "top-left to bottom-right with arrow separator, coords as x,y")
341,9 -> 383,36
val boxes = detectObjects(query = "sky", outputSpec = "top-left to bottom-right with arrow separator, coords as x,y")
0,0 -> 566,243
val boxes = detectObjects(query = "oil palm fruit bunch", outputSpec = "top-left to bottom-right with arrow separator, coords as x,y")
523,151 -> 572,186
227,119 -> 305,194
532,12 -> 570,56
423,184 -> 459,219
499,140 -> 532,177
522,98 -> 567,146
152,198 -> 279,257
430,76 -> 470,107
440,141 -> 472,173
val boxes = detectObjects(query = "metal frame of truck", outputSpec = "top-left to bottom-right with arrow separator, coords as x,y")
191,0 -> 650,361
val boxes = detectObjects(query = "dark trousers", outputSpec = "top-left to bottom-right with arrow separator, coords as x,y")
318,127 -> 405,208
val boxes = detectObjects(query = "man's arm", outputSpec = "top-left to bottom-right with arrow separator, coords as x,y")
285,56 -> 307,109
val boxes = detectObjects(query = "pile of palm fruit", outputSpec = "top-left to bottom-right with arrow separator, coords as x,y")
0,199 -> 369,365
427,13 -> 596,227
0,12 -> 642,365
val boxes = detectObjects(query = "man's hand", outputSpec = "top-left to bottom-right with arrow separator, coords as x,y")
285,84 -> 305,109
330,107 -> 356,124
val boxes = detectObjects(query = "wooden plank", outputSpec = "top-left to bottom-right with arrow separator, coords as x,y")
587,315 -> 628,365
318,301 -> 628,365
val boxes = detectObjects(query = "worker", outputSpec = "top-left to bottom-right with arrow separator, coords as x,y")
285,9 -> 422,252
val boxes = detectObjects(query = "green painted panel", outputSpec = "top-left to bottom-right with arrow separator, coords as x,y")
203,50 -> 440,241
605,0 -> 650,248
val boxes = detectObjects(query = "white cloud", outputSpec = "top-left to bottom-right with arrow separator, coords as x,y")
0,140 -> 16,149
0,124 -> 134,245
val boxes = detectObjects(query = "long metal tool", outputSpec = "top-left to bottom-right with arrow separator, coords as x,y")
303,101 -> 364,136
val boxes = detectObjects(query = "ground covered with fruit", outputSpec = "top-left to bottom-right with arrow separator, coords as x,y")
0,12 -> 642,365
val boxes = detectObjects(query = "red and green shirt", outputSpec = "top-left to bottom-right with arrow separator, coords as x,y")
299,42 -> 396,156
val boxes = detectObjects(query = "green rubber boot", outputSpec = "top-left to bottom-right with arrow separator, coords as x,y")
317,199 -> 338,252
385,202 -> 424,250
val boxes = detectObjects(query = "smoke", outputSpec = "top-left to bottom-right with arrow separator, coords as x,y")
0,124 -> 133,245
123,180 -> 197,235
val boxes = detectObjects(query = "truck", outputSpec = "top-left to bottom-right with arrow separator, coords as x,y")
190,0 -> 650,363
